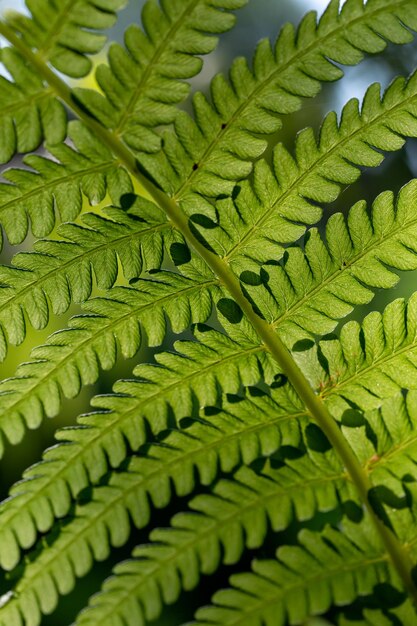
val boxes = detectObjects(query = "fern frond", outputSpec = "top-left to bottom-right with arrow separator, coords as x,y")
6,388 -> 417,623
7,117 -> 416,355
0,457 -> 347,626
0,331 -> 288,568
339,599 -> 417,625
9,282 -> 417,561
3,0 -> 126,78
0,47 -> 66,165
145,71 -> 417,264
314,294 -> 417,416
0,199 -> 170,359
74,455 -> 349,626
0,272 -> 216,444
0,406 -> 356,624
192,523 -> 394,626
6,317 -> 417,574
226,75 -> 417,267
2,1 -> 417,622
366,393 -> 417,497
0,121 -> 130,245
9,174 -> 411,395
72,0 -> 248,152
49,393 -> 417,626
238,181 -> 417,341
136,0 -> 417,203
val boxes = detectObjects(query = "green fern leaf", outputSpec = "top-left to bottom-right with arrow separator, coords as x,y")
0,272 -> 216,444
140,70 -> 417,266
238,181 -> 417,341
0,198 -> 170,358
72,0 -> 248,151
191,523 -> 394,626
73,456 -> 349,626
4,0 -> 126,78
5,171 -> 415,564
0,122 -> 128,245
135,0 -> 417,204
0,328 -> 286,569
226,74 -> 417,266
0,47 -> 66,165
339,599 -> 417,625
316,294 -> 417,415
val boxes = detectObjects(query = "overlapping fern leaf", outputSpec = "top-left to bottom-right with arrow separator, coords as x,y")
4,0 -> 417,625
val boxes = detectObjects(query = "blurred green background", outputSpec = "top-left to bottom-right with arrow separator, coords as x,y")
0,0 -> 417,623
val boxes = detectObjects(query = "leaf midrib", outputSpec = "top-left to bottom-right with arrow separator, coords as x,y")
192,554 -> 390,626
0,160 -> 114,218
321,331 -> 417,399
37,0 -> 79,59
115,0 -> 201,135
272,211 -> 417,331
0,86 -> 54,116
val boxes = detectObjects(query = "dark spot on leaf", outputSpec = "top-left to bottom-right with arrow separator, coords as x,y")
188,221 -> 217,253
120,193 -> 137,210
320,333 -> 338,342
367,488 -> 395,531
373,583 -> 405,609
190,213 -> 218,229
221,123 -> 227,130
305,423 -> 331,453
342,500 -> 363,523
179,417 -> 195,428
341,409 -> 365,427
170,242 -> 191,266
194,323 -> 211,334
248,386 -> 266,397
292,338 -> 315,352
232,185 -> 241,201
260,268 -> 270,283
204,406 -> 222,417
217,298 -> 243,324
271,374 -> 287,389
316,345 -> 329,374
240,270 -> 262,286
226,393 -> 244,404
193,163 -> 198,171
369,485 -> 406,510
